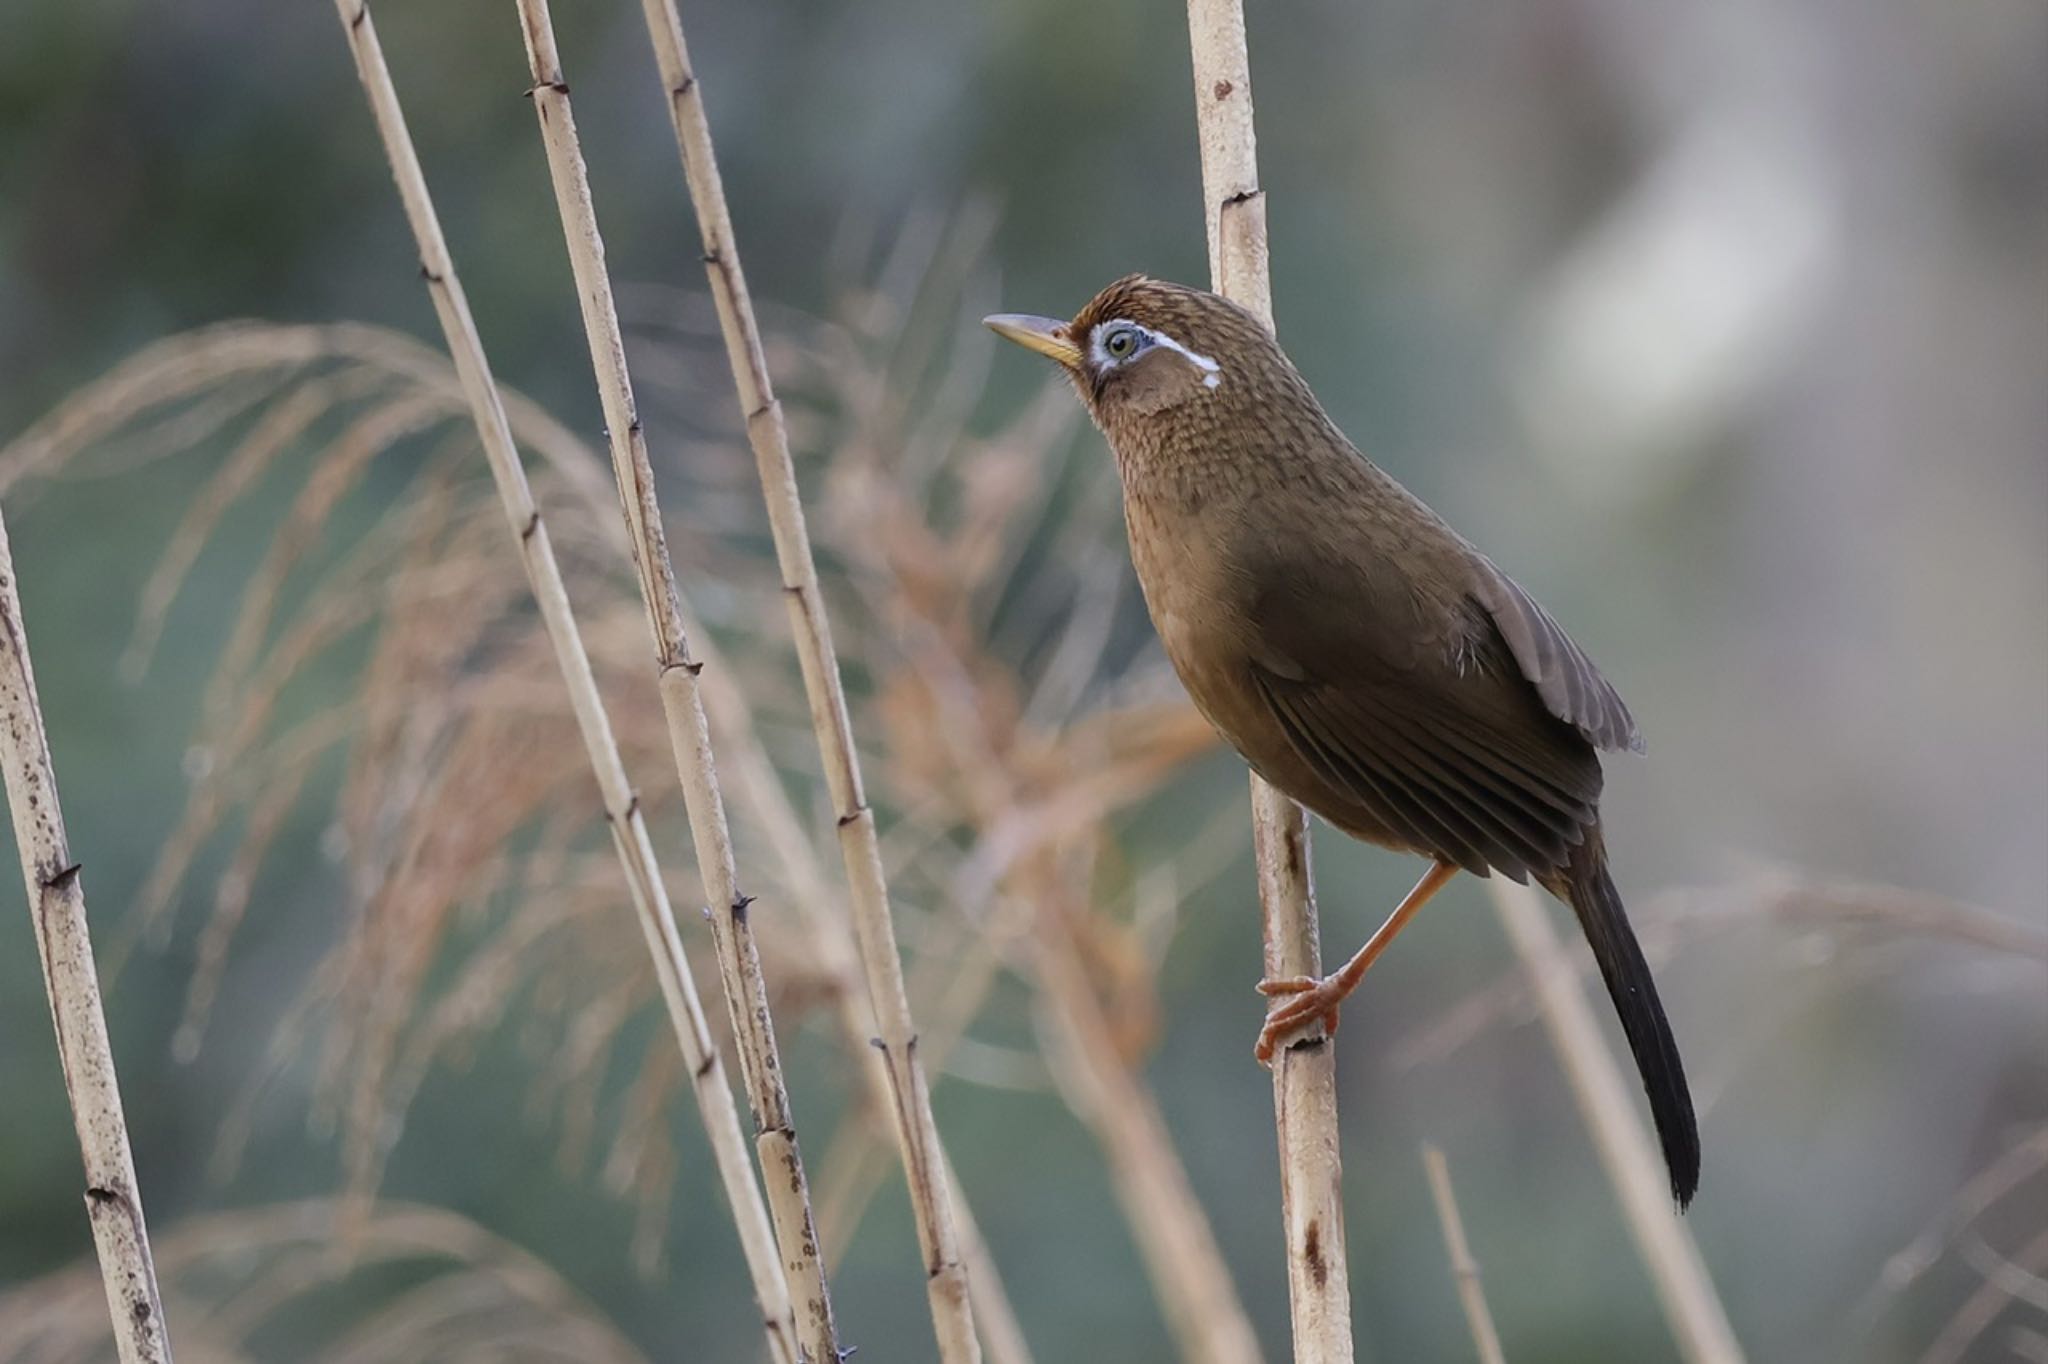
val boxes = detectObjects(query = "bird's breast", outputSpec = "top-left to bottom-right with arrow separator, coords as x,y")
1121,493 -> 1284,753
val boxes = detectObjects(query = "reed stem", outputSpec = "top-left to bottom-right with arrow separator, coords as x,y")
1422,1144 -> 1507,1364
632,5 -> 980,1358
1183,2 -> 1354,1357
509,5 -> 842,1355
334,3 -> 816,1356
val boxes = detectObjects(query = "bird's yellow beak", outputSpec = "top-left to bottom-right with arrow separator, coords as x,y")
983,313 -> 1083,368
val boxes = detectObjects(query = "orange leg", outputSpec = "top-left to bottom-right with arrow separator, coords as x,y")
1256,858 -> 1459,1063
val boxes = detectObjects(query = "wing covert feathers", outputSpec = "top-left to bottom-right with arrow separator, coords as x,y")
1473,566 -> 1643,753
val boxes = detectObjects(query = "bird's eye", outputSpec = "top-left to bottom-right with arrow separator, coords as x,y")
1102,325 -> 1141,359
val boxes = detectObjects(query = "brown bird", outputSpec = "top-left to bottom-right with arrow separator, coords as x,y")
987,276 -> 1699,1205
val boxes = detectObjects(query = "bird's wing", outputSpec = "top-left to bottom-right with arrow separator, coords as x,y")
1470,561 -> 1643,753
1249,660 -> 1598,880
1237,538 -> 1602,879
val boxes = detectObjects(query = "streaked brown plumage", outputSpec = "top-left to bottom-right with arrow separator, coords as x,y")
988,276 -> 1699,1206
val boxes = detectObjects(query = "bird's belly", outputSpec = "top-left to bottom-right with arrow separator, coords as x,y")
1128,499 -> 1424,855
1153,607 -> 1423,857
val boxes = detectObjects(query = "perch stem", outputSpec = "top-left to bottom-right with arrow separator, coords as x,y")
1183,1 -> 1355,1358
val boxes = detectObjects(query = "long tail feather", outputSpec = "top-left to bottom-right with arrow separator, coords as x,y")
1549,843 -> 1700,1206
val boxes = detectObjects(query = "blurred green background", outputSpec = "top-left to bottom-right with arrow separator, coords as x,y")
3,0 -> 2044,1360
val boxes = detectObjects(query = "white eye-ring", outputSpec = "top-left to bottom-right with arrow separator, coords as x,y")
1089,319 -> 1223,388
1096,322 -> 1145,362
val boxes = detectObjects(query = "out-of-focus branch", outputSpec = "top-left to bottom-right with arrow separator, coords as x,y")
1421,1145 -> 1506,1364
1184,3 -> 1352,1359
1920,1225 -> 2048,1364
1856,1124 -> 2048,1339
1398,873 -> 2045,1074
1488,880 -> 1743,1364
1033,893 -> 1265,1364
0,504 -> 174,1364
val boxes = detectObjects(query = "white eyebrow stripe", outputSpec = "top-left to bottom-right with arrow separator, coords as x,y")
1090,319 -> 1224,388
1142,327 -> 1220,374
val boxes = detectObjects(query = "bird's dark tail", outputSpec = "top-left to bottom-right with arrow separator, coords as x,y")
1548,841 -> 1700,1207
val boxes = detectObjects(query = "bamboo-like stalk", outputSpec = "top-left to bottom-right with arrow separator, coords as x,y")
508,5 -> 842,1359
939,1148 -> 1033,1364
329,5 -> 807,1360
1487,880 -> 1743,1364
1183,3 -> 1354,1359
0,504 -> 174,1364
692,634 -> 1037,1364
820,473 -> 1263,1360
632,6 -> 980,1360
1422,1145 -> 1506,1364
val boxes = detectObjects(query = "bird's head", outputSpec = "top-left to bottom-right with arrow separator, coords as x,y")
985,276 -> 1298,444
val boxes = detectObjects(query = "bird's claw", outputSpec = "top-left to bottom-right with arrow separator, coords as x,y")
1254,973 -> 1345,1064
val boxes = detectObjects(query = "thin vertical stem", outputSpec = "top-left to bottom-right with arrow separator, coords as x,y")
633,5 -> 980,1359
0,505 -> 174,1364
1422,1144 -> 1507,1364
1183,2 -> 1354,1359
331,2 -> 806,1358
694,633 -> 1036,1364
1489,881 -> 1743,1364
510,4 -> 840,1358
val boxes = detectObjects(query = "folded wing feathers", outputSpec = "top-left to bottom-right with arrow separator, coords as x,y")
1254,669 -> 1601,882
1474,568 -> 1644,753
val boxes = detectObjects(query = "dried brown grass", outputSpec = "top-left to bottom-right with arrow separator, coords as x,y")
0,1199 -> 646,1364
0,230 -> 1270,1358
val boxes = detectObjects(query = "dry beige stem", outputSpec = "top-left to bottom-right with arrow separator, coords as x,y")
511,5 -> 841,1359
0,505 -> 173,1364
1488,880 -> 1744,1364
822,446 -> 1263,1362
802,337 -> 1266,1363
0,1198 -> 647,1364
1183,2 -> 1354,1358
1920,1224 -> 2048,1364
632,5 -> 979,1359
1861,1124 -> 2048,1330
0,322 -> 600,510
691,631 -> 1038,1364
1422,1145 -> 1507,1364
330,3 -> 807,1359
1032,904 -> 1265,1364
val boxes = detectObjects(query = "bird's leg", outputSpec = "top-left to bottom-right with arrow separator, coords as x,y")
1256,858 -> 1459,1063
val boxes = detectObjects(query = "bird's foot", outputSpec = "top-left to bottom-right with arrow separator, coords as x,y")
1255,974 -> 1348,1064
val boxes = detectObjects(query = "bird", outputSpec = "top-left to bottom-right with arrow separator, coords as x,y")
986,275 -> 1699,1206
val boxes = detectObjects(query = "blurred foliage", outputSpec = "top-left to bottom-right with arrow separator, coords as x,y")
2,0 -> 2044,1361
